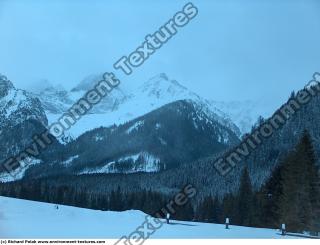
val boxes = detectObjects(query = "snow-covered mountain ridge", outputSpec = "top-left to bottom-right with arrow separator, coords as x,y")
0,73 -> 243,180
0,72 -> 265,181
30,73 -> 263,139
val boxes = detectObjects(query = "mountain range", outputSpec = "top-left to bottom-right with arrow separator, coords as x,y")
0,72 -> 253,181
1,71 -> 320,203
31,73 -> 267,140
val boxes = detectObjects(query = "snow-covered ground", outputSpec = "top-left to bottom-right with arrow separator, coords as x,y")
0,196 -> 297,239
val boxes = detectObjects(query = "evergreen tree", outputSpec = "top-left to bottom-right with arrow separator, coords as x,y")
196,196 -> 214,222
259,165 -> 284,228
237,167 -> 254,226
222,193 -> 236,224
109,186 -> 122,211
301,132 -> 320,234
174,201 -> 194,221
278,131 -> 320,232
250,192 -> 266,228
212,196 -> 222,224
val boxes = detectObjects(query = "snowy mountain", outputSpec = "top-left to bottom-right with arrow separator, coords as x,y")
32,73 -> 271,140
0,74 -> 48,164
0,73 -> 286,183
0,74 -> 48,129
0,75 -> 52,181
0,73 -> 243,181
0,75 -> 70,182
23,99 -> 240,177
12,80 -> 320,201
31,73 -> 242,139
69,99 -> 239,174
32,84 -> 74,114
70,73 -> 131,113
210,100 -> 272,135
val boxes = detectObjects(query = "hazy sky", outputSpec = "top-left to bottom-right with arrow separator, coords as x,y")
0,0 -> 319,111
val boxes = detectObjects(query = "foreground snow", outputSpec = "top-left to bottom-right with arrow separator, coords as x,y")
0,196 -> 298,239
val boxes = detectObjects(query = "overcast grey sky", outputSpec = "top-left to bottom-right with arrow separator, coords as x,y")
0,0 -> 319,111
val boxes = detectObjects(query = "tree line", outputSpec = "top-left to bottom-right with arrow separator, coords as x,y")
0,131 -> 319,234
0,178 -> 194,221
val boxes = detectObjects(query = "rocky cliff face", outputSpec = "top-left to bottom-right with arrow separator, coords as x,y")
0,74 -> 50,181
0,74 -> 48,130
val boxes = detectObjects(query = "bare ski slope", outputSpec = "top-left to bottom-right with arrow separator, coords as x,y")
0,196 -> 299,239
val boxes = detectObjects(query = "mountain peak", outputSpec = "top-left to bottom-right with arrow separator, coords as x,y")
71,73 -> 103,92
150,73 -> 169,81
138,73 -> 191,100
144,73 -> 186,88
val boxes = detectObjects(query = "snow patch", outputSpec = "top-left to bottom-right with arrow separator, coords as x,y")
0,158 -> 42,183
155,123 -> 161,130
61,155 -> 79,167
158,137 -> 167,145
126,120 -> 144,134
95,135 -> 104,142
119,153 -> 141,162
